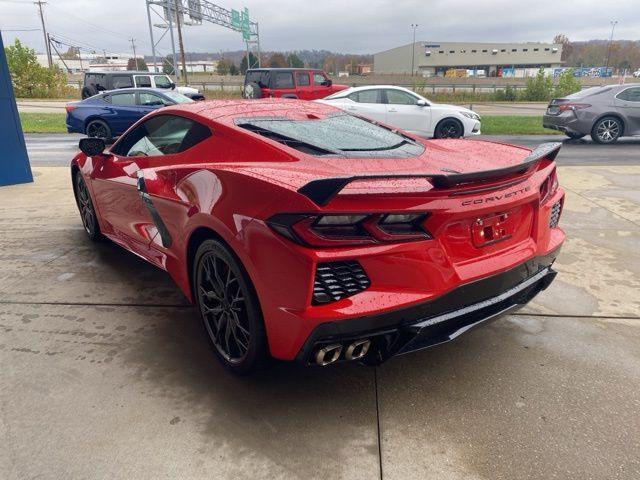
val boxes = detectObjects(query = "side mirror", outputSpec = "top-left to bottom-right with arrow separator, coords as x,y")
79,137 -> 106,157
416,99 -> 428,107
170,82 -> 176,90
324,79 -> 333,87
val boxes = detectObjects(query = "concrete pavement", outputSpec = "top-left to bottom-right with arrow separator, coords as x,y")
1,158 -> 640,478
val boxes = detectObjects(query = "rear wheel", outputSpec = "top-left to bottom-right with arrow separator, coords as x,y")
193,239 -> 267,375
85,119 -> 112,143
434,118 -> 464,139
75,172 -> 101,241
242,82 -> 262,99
591,117 -> 622,144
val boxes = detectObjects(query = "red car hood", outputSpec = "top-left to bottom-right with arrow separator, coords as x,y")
236,139 -> 533,193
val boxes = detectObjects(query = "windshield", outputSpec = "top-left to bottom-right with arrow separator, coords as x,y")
237,114 -> 424,157
162,91 -> 194,104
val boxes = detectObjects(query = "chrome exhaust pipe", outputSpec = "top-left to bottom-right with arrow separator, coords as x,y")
345,339 -> 371,361
314,344 -> 343,366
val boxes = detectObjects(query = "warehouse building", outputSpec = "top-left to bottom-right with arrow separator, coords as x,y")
374,41 -> 563,77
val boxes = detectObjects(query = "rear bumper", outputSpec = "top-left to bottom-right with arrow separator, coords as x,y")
542,113 -> 589,135
296,248 -> 560,365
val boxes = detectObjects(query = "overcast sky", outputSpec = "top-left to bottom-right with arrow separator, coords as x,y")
1,0 -> 639,57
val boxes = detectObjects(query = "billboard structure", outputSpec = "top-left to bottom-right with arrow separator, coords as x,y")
145,0 -> 260,74
0,32 -> 33,187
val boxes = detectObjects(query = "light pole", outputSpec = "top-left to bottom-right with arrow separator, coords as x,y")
410,24 -> 418,76
604,20 -> 618,73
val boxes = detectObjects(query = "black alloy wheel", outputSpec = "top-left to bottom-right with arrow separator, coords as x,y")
434,119 -> 463,139
591,117 -> 622,144
193,239 -> 267,374
85,120 -> 112,142
75,172 -> 100,241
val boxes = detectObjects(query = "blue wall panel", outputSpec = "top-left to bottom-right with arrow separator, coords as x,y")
0,33 -> 33,187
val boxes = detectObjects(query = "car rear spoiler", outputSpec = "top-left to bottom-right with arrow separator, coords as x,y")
298,142 -> 561,206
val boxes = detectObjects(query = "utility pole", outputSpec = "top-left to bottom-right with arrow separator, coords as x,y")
604,20 -> 618,73
34,0 -> 52,68
173,0 -> 188,84
129,38 -> 137,69
410,24 -> 418,77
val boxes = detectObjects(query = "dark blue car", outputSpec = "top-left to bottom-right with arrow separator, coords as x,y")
66,88 -> 193,142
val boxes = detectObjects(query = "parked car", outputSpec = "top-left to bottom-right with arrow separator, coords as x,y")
242,68 -> 348,100
71,98 -> 564,374
543,84 -> 640,143
81,71 -> 204,101
66,88 -> 193,142
633,69 -> 640,78
317,85 -> 481,139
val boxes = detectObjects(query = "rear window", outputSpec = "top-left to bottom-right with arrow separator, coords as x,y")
236,114 -> 424,158
566,86 -> 611,99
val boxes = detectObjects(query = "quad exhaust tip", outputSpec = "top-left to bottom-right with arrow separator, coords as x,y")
315,344 -> 343,366
345,339 -> 371,361
314,339 -> 372,366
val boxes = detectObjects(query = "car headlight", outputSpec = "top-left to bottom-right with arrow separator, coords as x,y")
461,111 -> 481,121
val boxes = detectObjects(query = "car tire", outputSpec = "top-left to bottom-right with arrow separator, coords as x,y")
591,117 -> 622,144
242,82 -> 262,99
81,86 -> 97,99
85,119 -> 112,143
74,171 -> 101,241
193,239 -> 268,375
434,118 -> 464,139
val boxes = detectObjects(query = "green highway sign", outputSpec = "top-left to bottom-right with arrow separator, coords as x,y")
241,8 -> 250,41
231,9 -> 240,30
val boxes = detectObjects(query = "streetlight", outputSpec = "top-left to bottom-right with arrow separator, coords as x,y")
604,20 -> 618,73
410,24 -> 418,77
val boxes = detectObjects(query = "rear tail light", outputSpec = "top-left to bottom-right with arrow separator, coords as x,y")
65,105 -> 77,113
557,103 -> 591,111
539,168 -> 559,204
267,213 -> 431,247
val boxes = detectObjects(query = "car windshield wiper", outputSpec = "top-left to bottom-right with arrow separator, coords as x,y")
339,139 -> 410,152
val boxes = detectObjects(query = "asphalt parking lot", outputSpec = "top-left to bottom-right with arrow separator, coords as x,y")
2,135 -> 639,479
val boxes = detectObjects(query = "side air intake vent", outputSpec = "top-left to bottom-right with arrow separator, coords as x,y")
313,261 -> 370,304
549,201 -> 562,228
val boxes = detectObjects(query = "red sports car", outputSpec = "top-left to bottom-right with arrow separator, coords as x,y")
72,99 -> 565,374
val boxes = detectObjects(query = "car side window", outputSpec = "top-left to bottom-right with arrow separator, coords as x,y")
618,87 -> 640,102
349,90 -> 382,104
385,89 -> 418,105
112,115 -> 211,158
139,92 -> 170,106
109,93 -> 136,105
313,72 -> 329,86
112,75 -> 133,89
154,75 -> 172,88
296,72 -> 310,87
273,72 -> 294,89
136,76 -> 152,88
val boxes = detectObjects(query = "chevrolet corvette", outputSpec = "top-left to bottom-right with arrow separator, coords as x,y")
71,99 -> 565,374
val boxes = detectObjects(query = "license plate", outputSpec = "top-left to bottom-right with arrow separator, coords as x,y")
471,212 -> 514,247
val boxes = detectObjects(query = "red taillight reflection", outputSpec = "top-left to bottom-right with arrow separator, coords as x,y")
267,213 -> 431,248
540,168 -> 559,204
65,105 -> 77,113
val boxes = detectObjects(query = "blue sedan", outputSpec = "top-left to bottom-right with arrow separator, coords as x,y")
65,88 -> 193,142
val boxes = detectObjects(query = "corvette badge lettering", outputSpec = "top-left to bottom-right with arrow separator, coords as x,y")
461,186 -> 530,206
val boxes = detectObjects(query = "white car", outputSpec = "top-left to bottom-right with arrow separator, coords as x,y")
317,85 -> 481,139
633,69 -> 640,78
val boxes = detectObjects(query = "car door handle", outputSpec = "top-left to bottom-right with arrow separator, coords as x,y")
346,106 -> 357,110
388,108 -> 398,113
